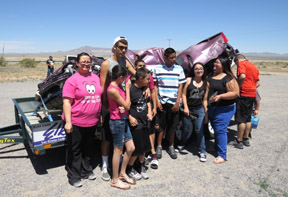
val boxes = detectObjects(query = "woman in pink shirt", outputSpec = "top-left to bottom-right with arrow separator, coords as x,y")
62,52 -> 102,187
107,65 -> 136,189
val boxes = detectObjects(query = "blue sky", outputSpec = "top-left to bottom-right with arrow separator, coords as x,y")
1,0 -> 287,54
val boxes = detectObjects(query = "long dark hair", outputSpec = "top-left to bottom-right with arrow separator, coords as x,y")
189,62 -> 207,88
217,55 -> 237,79
111,64 -> 128,81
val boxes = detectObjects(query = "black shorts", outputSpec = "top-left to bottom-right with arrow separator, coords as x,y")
148,117 -> 157,135
147,99 -> 156,135
157,103 -> 179,132
235,96 -> 256,123
101,106 -> 113,142
130,126 -> 151,156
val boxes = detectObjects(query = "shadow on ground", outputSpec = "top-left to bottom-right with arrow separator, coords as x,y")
0,139 -> 102,175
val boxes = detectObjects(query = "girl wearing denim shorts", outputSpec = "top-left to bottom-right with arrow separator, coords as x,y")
107,65 -> 136,189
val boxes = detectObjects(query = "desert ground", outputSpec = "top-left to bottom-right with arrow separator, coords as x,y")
1,58 -> 288,82
0,60 -> 288,196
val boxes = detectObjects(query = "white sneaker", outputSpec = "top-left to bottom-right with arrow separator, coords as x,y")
141,164 -> 149,180
175,145 -> 184,153
72,180 -> 83,188
127,168 -> 142,180
88,172 -> 96,180
101,167 -> 110,181
199,153 -> 207,162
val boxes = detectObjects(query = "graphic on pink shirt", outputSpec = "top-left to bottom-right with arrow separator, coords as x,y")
62,72 -> 102,127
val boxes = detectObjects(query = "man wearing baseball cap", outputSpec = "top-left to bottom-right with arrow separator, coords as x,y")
99,36 -> 136,181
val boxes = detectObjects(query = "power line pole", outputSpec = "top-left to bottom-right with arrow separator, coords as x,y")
167,39 -> 172,47
2,42 -> 5,56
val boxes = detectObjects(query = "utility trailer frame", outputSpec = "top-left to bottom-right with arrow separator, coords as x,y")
0,97 -> 66,155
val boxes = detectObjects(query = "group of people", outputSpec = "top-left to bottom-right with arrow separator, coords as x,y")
61,36 -> 260,189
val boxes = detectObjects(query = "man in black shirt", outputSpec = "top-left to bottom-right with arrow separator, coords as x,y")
46,56 -> 55,77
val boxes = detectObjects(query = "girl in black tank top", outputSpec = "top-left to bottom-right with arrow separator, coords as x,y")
203,57 -> 239,164
182,62 -> 207,116
181,63 -> 207,161
186,81 -> 206,109
207,74 -> 236,106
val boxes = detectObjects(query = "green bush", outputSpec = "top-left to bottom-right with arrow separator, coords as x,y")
0,56 -> 7,67
20,58 -> 38,68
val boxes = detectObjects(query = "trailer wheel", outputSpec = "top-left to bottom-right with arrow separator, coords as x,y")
208,121 -> 214,138
204,121 -> 215,139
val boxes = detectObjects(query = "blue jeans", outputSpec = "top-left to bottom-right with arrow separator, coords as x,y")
47,67 -> 54,78
181,106 -> 206,154
208,104 -> 236,160
109,119 -> 132,147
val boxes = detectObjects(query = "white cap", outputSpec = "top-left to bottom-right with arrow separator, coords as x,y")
113,36 -> 127,46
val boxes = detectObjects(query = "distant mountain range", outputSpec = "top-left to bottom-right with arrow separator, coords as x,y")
5,46 -> 288,60
242,52 -> 288,60
5,46 -> 113,58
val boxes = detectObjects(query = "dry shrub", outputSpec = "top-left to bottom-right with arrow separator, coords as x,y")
0,56 -> 7,67
20,58 -> 39,68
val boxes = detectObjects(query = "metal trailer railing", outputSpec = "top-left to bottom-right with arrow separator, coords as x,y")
0,97 -> 66,155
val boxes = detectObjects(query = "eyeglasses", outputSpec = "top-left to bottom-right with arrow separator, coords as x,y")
137,64 -> 145,67
194,68 -> 204,71
79,61 -> 91,65
117,46 -> 128,51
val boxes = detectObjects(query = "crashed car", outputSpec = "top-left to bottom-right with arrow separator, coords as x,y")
126,32 -> 237,77
125,32 -> 237,139
36,56 -> 104,110
176,32 -> 237,76
35,32 -> 237,124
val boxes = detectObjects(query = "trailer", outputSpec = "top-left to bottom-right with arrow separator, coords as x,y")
0,97 -> 66,155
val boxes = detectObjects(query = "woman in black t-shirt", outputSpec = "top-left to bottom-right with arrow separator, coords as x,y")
181,63 -> 207,162
203,56 -> 239,164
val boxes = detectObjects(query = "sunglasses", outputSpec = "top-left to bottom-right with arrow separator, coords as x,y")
117,45 -> 128,50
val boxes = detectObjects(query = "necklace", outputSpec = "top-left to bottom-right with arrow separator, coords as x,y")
193,79 -> 203,88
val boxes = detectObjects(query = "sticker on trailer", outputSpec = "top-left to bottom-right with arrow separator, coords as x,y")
32,122 -> 66,146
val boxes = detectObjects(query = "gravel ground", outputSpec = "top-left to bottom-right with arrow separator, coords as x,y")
0,73 -> 288,197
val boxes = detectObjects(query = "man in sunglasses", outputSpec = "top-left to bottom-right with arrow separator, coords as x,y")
99,36 -> 136,181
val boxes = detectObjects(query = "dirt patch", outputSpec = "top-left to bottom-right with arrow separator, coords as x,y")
0,62 -> 62,82
1,59 -> 288,82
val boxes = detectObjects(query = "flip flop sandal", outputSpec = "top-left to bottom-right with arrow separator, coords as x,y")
150,158 -> 159,169
119,174 -> 136,185
213,156 -> 227,164
111,179 -> 130,190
